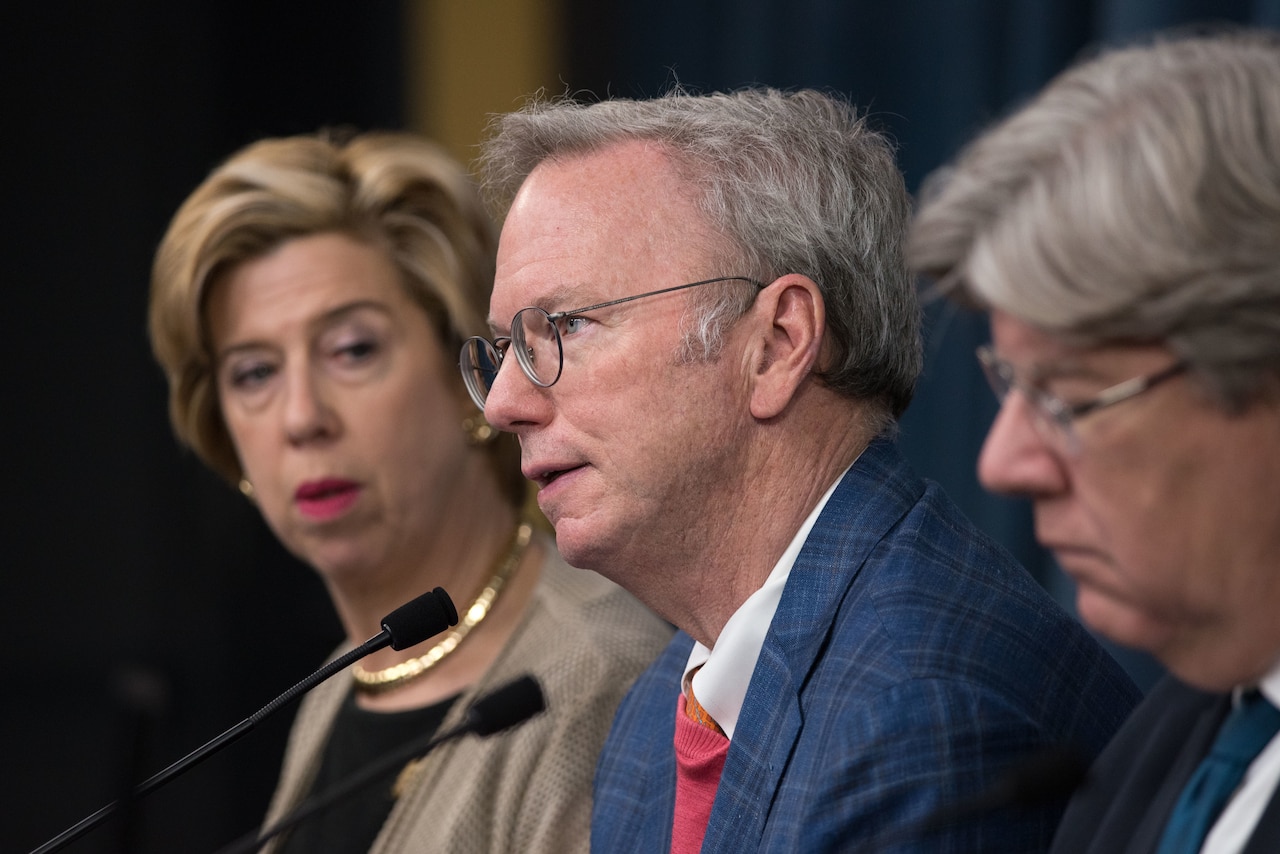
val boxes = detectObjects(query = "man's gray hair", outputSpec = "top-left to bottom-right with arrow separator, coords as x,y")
909,29 -> 1280,411
479,87 -> 920,426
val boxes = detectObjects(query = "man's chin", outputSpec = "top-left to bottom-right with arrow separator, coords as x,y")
1076,588 -> 1172,658
545,515 -> 606,570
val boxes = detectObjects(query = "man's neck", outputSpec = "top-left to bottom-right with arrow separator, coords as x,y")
666,420 -> 872,648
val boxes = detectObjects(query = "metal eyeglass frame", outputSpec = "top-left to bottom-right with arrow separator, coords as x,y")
975,344 -> 1188,451
460,276 -> 765,411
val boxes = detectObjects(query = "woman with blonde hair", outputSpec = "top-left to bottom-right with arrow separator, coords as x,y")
149,130 -> 670,853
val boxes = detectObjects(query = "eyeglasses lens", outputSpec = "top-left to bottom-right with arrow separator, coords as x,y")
977,352 -> 1012,403
514,308 -> 563,387
462,338 -> 500,407
977,348 -> 1074,448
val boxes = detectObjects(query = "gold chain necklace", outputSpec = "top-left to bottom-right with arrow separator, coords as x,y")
352,519 -> 534,694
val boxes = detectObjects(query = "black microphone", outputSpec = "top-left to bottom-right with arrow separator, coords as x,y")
217,675 -> 547,854
106,664 -> 170,854
29,587 -> 458,854
925,745 -> 1089,828
465,674 -> 547,735
868,745 -> 1090,847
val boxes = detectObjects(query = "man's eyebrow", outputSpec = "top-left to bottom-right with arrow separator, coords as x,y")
535,283 -> 600,311
487,283 -> 603,334
1026,356 -> 1112,386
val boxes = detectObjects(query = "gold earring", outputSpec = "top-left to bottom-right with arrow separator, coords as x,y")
238,478 -> 255,499
463,415 -> 497,446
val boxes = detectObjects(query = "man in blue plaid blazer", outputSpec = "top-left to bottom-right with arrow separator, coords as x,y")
472,87 -> 1141,852
591,435 -> 1140,851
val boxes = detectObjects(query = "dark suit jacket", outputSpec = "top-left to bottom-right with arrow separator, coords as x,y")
591,437 -> 1142,852
1050,676 -> 1280,853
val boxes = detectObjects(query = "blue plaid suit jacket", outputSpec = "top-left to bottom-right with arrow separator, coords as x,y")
592,437 -> 1140,852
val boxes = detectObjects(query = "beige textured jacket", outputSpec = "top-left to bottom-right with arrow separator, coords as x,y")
260,541 -> 671,853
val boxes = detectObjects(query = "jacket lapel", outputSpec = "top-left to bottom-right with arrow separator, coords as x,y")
700,438 -> 923,849
1127,694 -> 1232,853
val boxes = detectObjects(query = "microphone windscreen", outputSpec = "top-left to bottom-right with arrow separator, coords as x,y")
934,745 -> 1090,825
382,587 -> 459,650
468,676 -> 546,736
998,746 -> 1089,807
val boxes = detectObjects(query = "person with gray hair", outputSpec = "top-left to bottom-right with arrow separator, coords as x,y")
909,29 -> 1280,854
463,86 -> 1139,852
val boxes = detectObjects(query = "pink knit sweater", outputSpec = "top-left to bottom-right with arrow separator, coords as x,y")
671,696 -> 731,854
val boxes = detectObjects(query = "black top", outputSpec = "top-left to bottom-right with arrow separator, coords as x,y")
276,688 -> 458,854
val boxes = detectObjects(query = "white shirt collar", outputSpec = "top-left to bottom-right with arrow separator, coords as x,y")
1247,660 -> 1280,710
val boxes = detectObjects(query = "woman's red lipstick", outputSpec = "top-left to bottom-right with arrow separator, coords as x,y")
295,478 -> 361,520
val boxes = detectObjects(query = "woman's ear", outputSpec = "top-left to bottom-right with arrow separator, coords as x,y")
748,274 -> 825,420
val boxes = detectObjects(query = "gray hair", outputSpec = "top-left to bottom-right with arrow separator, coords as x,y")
479,87 -> 921,424
908,29 -> 1280,411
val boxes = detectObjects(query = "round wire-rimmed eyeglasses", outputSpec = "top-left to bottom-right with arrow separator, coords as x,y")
975,344 -> 1188,453
460,276 -> 765,410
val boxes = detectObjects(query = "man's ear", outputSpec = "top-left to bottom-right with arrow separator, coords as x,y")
748,274 -> 824,420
